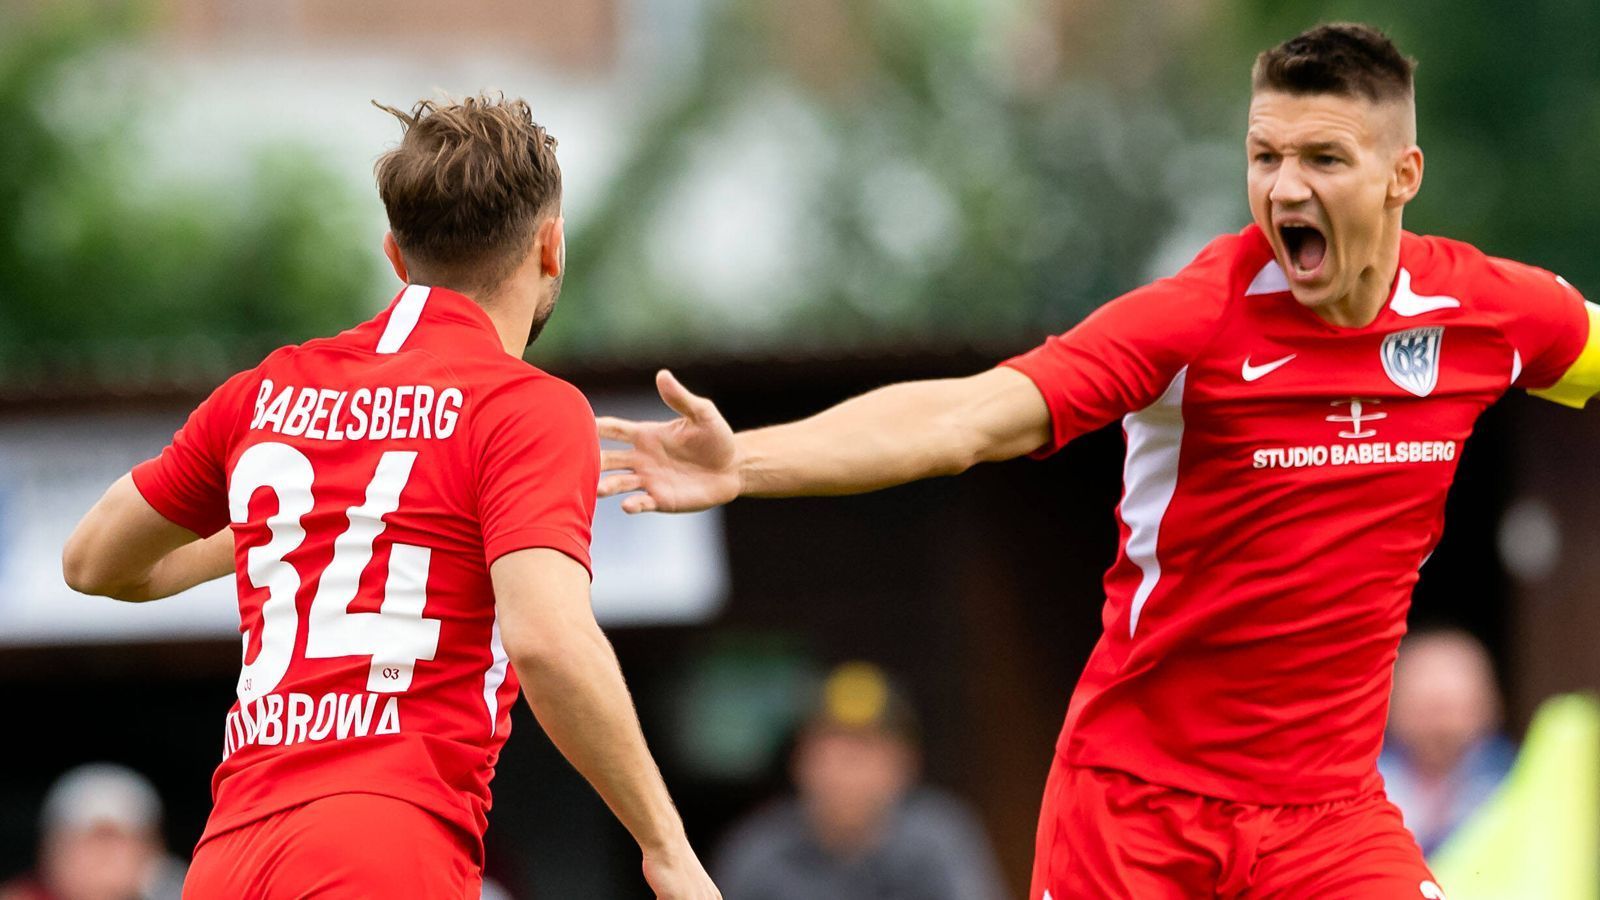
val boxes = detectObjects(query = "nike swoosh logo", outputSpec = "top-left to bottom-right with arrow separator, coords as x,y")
1242,354 -> 1296,382
1389,268 -> 1462,316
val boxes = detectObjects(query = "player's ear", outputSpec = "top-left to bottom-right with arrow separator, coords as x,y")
382,232 -> 410,283
538,216 -> 565,280
1387,145 -> 1424,209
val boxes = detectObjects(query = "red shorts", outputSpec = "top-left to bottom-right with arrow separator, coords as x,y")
1031,759 -> 1445,899
183,793 -> 482,899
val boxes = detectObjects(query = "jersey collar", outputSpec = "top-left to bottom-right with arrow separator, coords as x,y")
1238,225 -> 1425,334
380,284 -> 509,355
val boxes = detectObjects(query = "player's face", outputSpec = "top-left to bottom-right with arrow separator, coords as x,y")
1246,91 -> 1416,313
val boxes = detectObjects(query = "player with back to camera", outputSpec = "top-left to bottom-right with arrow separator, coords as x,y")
596,24 -> 1600,899
62,95 -> 720,900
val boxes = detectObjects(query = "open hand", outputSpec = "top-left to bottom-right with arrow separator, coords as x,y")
598,370 -> 741,514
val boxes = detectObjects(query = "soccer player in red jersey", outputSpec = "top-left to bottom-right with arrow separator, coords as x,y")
595,24 -> 1600,899
62,96 -> 720,899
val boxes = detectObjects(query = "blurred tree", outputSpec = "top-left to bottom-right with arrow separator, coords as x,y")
547,0 -> 1241,362
0,6 -> 381,396
3,1 -> 1595,379
549,0 -> 1600,363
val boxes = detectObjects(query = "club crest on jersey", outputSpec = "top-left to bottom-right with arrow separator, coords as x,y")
1381,327 -> 1443,397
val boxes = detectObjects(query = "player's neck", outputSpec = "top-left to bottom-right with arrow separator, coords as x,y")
483,303 -> 533,357
461,286 -> 538,357
1315,221 -> 1403,329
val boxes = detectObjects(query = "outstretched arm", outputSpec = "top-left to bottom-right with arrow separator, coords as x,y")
598,367 -> 1050,513
62,474 -> 234,601
599,236 -> 1244,514
492,548 -> 720,900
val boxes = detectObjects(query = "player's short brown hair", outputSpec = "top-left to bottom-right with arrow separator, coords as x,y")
373,94 -> 561,296
1253,23 -> 1416,104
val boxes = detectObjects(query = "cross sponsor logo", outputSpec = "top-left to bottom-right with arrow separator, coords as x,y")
1326,398 -> 1386,439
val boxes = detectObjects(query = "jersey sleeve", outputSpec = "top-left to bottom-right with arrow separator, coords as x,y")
130,368 -> 258,536
1490,258 -> 1600,407
473,376 -> 600,575
1001,238 -> 1233,454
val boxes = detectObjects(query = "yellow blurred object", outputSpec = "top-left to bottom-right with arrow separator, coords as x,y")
823,662 -> 891,727
1429,693 -> 1600,900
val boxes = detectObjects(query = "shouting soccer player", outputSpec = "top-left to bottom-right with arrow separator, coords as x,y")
62,96 -> 720,899
596,24 -> 1600,899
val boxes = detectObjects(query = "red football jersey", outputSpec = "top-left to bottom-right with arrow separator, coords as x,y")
1005,225 -> 1592,804
132,286 -> 599,854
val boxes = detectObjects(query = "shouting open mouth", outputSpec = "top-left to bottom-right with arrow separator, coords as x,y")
1278,219 -> 1328,283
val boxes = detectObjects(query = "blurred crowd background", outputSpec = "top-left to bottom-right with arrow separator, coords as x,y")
2,0 -> 1599,897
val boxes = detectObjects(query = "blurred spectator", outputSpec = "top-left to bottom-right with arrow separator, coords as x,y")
1380,629 -> 1517,855
714,662 -> 1006,900
0,764 -> 185,900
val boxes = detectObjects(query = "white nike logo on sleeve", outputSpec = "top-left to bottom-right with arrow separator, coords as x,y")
1242,354 -> 1297,382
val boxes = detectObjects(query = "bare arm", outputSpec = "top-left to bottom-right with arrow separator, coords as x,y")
598,367 -> 1051,513
736,366 -> 1052,496
62,474 -> 234,601
491,548 -> 719,900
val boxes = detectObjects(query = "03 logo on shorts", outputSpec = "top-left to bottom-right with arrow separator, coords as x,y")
1419,880 -> 1447,899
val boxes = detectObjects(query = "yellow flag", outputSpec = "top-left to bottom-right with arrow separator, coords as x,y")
1429,693 -> 1600,900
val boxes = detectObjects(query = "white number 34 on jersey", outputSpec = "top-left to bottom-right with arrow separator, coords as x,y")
230,442 -> 441,702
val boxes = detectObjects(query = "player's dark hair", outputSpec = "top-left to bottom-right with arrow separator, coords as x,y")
373,93 -> 561,297
1253,23 -> 1415,104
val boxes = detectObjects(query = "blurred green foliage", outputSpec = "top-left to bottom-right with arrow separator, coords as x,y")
550,0 -> 1600,361
0,7 -> 379,394
3,1 -> 1598,381
547,0 -> 1234,360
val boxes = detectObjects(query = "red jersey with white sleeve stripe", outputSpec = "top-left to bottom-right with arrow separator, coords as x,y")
131,285 -> 598,855
1004,224 -> 1597,804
